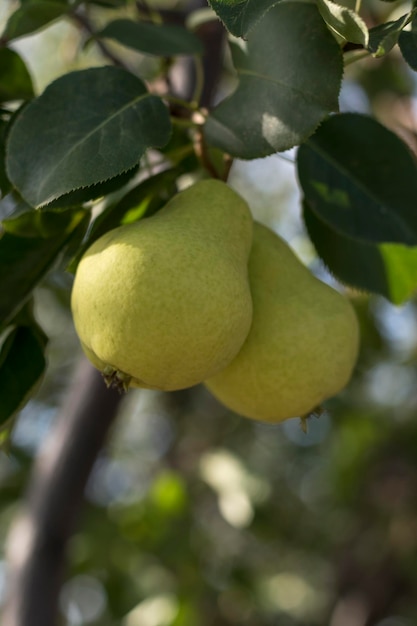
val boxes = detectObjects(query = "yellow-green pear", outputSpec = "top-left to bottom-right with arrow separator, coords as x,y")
71,180 -> 253,391
205,222 -> 359,423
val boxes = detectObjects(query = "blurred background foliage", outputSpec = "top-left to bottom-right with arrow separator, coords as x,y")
2,0 -> 417,625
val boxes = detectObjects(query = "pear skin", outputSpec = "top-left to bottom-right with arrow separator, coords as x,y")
205,222 -> 359,422
71,180 -> 253,391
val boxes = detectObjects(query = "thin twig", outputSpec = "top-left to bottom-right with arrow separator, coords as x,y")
71,10 -> 130,70
191,55 -> 205,109
193,128 -> 220,179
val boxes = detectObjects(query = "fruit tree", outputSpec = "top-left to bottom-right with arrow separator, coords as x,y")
1,1 -> 417,625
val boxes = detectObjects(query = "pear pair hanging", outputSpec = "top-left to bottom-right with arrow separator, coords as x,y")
71,180 -> 359,423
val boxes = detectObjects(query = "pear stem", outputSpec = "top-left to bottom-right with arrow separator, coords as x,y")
102,368 -> 132,393
193,129 -> 221,179
170,116 -> 201,128
163,94 -> 201,112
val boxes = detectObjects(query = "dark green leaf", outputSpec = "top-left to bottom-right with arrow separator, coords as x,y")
303,201 -> 417,304
298,113 -> 417,244
207,0 -> 278,38
399,32 -> 417,70
1,105 -> 27,199
399,18 -> 417,71
205,3 -> 342,159
97,19 -> 203,56
0,119 -> 12,197
9,297 -> 39,328
0,207 -> 89,328
46,166 -> 139,208
1,1 -> 68,41
317,0 -> 368,46
6,67 -> 171,207
368,12 -> 414,57
297,113 -> 417,303
0,190 -> 32,222
0,324 -> 47,427
157,123 -> 199,169
0,49 -> 34,102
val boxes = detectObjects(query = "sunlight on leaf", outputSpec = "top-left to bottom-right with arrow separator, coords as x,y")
317,0 -> 368,46
368,11 -> 415,57
298,114 -> 417,245
303,203 -> 417,304
298,114 -> 417,303
205,2 -> 342,158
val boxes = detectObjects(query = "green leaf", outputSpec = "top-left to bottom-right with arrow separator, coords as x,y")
11,297 -> 39,328
368,12 -> 414,57
303,202 -> 417,304
0,119 -> 12,198
317,0 -> 368,46
298,113 -> 417,243
297,113 -> 417,303
399,17 -> 417,71
0,207 -> 89,328
1,0 -> 68,41
46,166 -> 139,209
0,190 -> 31,222
0,49 -> 34,102
96,19 -> 203,56
6,67 -> 171,207
399,33 -> 417,71
207,0 -> 278,38
204,3 -> 343,158
0,324 -> 47,427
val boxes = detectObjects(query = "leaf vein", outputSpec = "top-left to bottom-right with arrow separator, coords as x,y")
36,91 -> 152,203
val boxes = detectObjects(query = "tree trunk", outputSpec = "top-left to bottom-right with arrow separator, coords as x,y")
3,359 -> 123,626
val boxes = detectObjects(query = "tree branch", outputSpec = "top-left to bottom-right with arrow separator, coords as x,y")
167,2 -> 226,108
2,359 -> 123,626
71,10 -> 129,70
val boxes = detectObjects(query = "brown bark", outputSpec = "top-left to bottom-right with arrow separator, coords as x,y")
2,359 -> 123,626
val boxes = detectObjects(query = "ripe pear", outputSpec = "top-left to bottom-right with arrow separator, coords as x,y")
71,180 -> 253,391
205,222 -> 359,423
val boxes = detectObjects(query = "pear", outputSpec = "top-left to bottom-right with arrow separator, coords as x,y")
205,222 -> 359,423
71,179 -> 253,391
